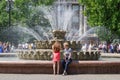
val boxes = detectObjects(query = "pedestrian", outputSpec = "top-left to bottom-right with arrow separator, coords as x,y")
0,41 -> 3,53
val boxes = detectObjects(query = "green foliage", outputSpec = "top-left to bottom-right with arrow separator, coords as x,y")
79,0 -> 120,44
79,0 -> 120,35
0,0 -> 8,29
0,0 -> 54,30
0,0 -> 54,43
95,27 -> 119,43
13,0 -> 54,27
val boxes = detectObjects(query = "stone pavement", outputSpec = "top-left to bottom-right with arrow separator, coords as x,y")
0,74 -> 120,80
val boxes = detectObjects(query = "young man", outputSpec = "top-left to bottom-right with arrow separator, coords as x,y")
62,42 -> 72,75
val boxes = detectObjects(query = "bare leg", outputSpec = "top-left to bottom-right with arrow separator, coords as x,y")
53,61 -> 56,75
57,61 -> 60,74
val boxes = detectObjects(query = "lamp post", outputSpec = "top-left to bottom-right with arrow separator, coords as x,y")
6,0 -> 15,27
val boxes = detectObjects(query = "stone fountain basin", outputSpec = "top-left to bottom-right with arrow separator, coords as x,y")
17,49 -> 101,60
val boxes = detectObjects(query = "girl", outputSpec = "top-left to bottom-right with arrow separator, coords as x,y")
52,41 -> 61,75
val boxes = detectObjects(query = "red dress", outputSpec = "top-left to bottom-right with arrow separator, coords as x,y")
52,42 -> 61,62
53,51 -> 60,62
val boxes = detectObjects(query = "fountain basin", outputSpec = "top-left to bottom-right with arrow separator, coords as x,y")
17,49 -> 101,60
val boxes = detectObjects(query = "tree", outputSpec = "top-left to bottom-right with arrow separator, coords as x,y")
96,27 -> 119,44
0,0 -> 55,30
0,0 -> 9,29
13,0 -> 54,27
79,0 -> 120,36
0,0 -> 55,44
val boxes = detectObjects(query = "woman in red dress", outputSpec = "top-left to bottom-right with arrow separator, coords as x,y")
52,41 -> 61,75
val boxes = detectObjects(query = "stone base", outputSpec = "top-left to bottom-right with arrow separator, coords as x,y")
0,61 -> 120,74
17,50 -> 101,60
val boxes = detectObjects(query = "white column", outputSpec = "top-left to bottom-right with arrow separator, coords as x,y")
83,6 -> 87,34
79,5 -> 83,36
80,5 -> 85,35
68,3 -> 72,31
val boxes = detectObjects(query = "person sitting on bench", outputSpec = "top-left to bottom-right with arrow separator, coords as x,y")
62,42 -> 72,75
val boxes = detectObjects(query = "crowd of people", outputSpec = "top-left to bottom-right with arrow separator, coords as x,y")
98,43 -> 120,53
81,42 -> 120,53
0,41 -> 36,53
17,43 -> 35,50
0,41 -> 15,53
1,40 -> 120,54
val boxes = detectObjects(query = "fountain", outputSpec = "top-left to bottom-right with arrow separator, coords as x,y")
1,0 -> 120,74
17,1 -> 100,60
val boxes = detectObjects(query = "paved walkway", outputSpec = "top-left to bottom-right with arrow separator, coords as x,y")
0,74 -> 120,80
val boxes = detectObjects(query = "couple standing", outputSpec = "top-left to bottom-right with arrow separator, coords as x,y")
52,41 -> 72,75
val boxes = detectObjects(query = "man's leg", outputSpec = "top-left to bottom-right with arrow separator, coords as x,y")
64,59 -> 72,74
62,59 -> 66,70
62,60 -> 66,75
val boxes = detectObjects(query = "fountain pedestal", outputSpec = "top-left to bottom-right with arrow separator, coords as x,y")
52,30 -> 66,40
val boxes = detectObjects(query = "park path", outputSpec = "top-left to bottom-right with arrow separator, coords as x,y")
0,74 -> 120,80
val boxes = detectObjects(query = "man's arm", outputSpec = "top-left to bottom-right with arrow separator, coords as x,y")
68,48 -> 72,59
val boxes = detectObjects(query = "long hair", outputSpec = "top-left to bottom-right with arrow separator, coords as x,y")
52,41 -> 61,52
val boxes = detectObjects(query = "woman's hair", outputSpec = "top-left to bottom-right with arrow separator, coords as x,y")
52,41 -> 61,52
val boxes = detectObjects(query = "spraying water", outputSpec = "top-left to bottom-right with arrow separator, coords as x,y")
39,1 -> 74,31
1,0 -> 98,43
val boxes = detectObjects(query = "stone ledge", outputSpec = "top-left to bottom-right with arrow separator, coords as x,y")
101,53 -> 120,58
0,53 -> 17,57
0,61 -> 120,74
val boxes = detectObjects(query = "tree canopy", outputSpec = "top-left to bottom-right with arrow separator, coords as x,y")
0,0 -> 54,43
79,0 -> 120,35
0,0 -> 54,29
